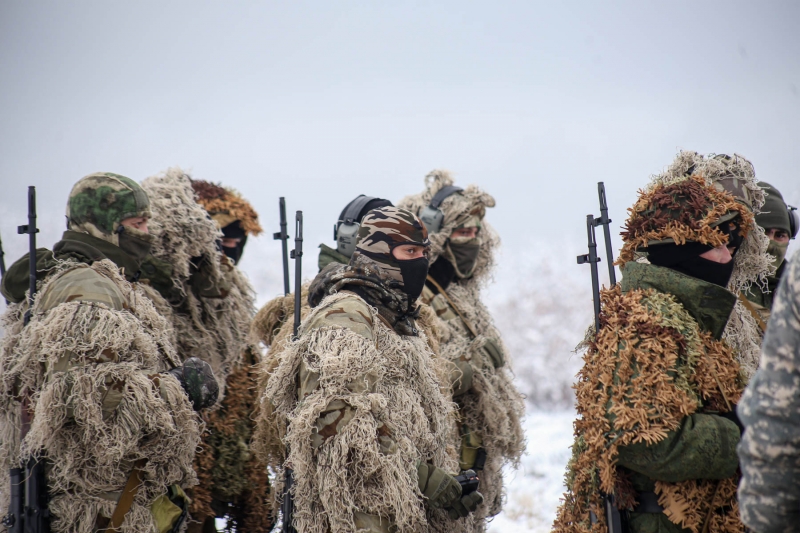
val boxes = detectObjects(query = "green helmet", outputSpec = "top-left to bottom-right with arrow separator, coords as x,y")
67,172 -> 151,245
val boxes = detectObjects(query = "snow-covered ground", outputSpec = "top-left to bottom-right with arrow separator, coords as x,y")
488,410 -> 574,533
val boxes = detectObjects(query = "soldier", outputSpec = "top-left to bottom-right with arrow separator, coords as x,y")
737,251 -> 800,533
138,170 -> 271,532
554,165 -> 753,533
259,206 -> 482,533
0,173 -> 217,533
396,170 -> 525,528
744,181 -> 797,323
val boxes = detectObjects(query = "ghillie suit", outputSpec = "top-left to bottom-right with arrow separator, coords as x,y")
743,181 -> 795,324
554,173 -> 752,533
0,173 -> 204,533
645,152 -> 772,380
139,169 -> 270,532
256,207 -> 479,533
397,170 -> 526,528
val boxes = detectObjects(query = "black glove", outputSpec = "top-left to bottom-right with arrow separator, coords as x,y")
167,357 -> 219,411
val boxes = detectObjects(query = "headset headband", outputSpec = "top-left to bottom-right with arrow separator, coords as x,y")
341,195 -> 381,224
429,186 -> 463,209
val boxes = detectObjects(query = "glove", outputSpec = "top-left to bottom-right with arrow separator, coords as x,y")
167,357 -> 219,411
446,490 -> 484,520
480,338 -> 505,369
448,360 -> 474,397
417,463 -> 484,520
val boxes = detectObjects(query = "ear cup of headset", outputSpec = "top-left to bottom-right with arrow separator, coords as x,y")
788,206 -> 799,239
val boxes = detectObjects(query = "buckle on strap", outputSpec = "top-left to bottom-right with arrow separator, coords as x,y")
635,491 -> 664,514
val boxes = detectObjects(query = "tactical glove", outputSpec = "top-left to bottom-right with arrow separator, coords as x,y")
166,357 -> 219,411
417,463 -> 483,519
480,338 -> 505,369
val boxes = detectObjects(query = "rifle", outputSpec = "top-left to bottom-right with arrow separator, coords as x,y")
577,188 -> 625,533
596,182 -> 617,286
281,210 -> 303,533
274,197 -> 291,296
1,231 -> 8,306
3,186 -> 50,533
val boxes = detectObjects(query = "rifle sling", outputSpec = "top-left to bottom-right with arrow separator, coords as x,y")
425,276 -> 479,338
737,292 -> 768,334
96,458 -> 147,533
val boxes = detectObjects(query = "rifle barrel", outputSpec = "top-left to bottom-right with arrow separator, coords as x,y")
274,198 -> 291,296
577,214 -> 601,332
292,211 -> 303,339
597,182 -> 617,286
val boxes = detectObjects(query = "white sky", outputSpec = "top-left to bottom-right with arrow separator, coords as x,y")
1,0 -> 799,306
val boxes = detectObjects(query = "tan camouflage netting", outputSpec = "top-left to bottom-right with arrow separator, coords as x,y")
140,168 -> 269,529
0,260 -> 200,533
397,170 -> 526,528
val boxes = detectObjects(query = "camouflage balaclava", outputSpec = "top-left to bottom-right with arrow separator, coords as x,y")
67,172 -> 154,262
353,206 -> 430,301
756,181 -> 791,271
443,214 -> 483,279
191,180 -> 263,265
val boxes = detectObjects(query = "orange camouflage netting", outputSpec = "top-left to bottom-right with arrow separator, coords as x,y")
616,175 -> 754,265
553,285 -> 743,533
192,179 -> 264,236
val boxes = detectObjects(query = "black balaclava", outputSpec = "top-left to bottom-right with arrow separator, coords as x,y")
647,241 -> 734,288
221,220 -> 247,264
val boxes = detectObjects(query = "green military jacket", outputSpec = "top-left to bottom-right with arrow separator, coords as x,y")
616,262 -> 741,532
317,243 -> 350,272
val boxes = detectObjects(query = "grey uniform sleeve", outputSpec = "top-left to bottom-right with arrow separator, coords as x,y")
738,252 -> 800,533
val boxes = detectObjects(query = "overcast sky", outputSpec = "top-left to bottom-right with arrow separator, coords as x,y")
1,1 -> 799,308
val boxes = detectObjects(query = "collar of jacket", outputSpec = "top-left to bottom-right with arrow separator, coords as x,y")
620,261 -> 736,340
54,230 -> 142,282
317,243 -> 350,273
308,260 -> 420,336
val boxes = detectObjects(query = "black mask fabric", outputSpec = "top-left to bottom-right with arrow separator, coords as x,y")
670,255 -> 735,288
398,256 -> 429,302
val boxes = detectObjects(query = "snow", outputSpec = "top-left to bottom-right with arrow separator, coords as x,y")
488,410 -> 575,533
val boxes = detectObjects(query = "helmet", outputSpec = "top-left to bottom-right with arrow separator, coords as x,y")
67,172 -> 151,245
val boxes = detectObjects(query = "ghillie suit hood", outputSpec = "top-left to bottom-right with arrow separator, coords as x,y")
139,168 -> 264,529
398,170 -> 525,528
397,169 -> 499,288
140,167 -> 256,392
258,286 -> 459,533
640,152 -> 771,380
0,260 -> 200,533
554,264 -> 744,533
191,179 -> 263,265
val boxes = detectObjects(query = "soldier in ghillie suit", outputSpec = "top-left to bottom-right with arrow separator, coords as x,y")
257,206 -> 482,533
397,170 -> 526,529
138,169 -> 271,532
737,251 -> 800,533
553,170 -> 754,533
0,173 -> 217,533
744,181 -> 796,324
646,152 -> 772,380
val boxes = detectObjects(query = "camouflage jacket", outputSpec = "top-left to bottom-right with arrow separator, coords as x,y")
738,252 -> 800,533
555,261 -> 744,533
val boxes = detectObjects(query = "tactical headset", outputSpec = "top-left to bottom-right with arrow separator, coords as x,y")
418,185 -> 464,234
789,205 -> 799,239
333,195 -> 392,257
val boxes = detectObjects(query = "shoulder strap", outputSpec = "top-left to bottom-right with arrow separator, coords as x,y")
425,275 -> 479,338
737,292 -> 768,334
99,458 -> 148,533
